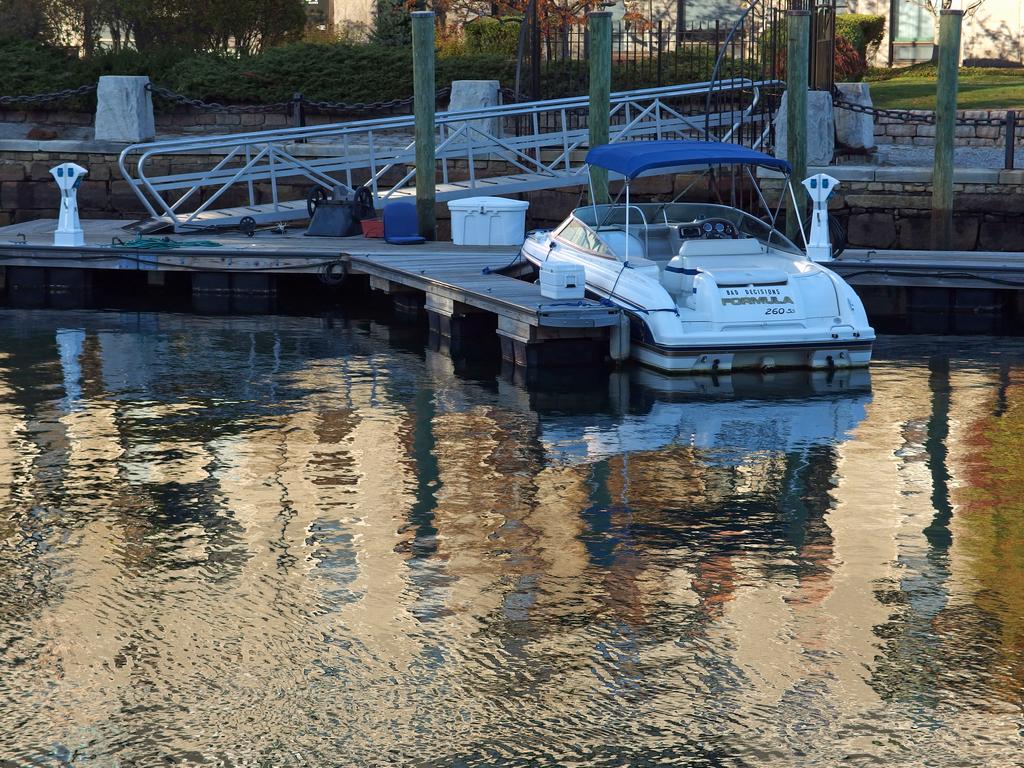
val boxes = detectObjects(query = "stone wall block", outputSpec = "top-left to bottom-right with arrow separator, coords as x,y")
0,161 -> 26,181
846,193 -> 930,210
978,217 -> 1024,250
897,214 -> 980,250
847,211 -> 896,248
110,179 -> 147,212
0,181 -> 18,210
774,90 -> 836,166
834,83 -> 875,150
76,180 -> 110,211
86,164 -> 112,181
94,76 -> 156,142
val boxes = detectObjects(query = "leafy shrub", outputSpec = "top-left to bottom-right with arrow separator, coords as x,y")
0,38 -> 517,107
835,14 -> 885,60
0,40 -> 83,95
436,23 -> 467,59
865,63 -> 1024,81
834,36 -> 866,82
464,17 -> 521,58
164,43 -> 513,104
372,0 -> 411,47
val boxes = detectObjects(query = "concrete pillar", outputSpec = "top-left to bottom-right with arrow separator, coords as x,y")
775,90 -> 836,166
94,76 -> 155,143
447,80 -> 502,143
834,83 -> 876,150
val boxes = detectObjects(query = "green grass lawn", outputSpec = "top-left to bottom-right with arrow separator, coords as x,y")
866,67 -> 1024,110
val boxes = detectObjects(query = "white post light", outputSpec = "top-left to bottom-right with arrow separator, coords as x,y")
50,162 -> 88,247
802,172 -> 839,263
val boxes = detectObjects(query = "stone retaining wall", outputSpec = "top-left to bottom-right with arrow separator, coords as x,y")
874,109 -> 1024,148
760,167 -> 1024,251
4,145 -> 1024,251
0,149 -> 411,226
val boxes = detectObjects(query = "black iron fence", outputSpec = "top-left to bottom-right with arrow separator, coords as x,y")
810,0 -> 838,91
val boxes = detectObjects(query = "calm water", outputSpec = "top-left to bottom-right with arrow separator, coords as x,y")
0,309 -> 1022,767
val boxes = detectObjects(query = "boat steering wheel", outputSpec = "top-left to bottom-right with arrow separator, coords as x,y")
695,218 -> 739,240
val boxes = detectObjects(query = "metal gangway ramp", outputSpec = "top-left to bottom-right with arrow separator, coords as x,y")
118,79 -> 782,232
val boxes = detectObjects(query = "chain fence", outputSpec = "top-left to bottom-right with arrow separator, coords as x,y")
831,90 -> 1008,127
0,81 -> 460,119
0,83 -> 98,107
146,83 -> 455,118
832,87 -> 1021,170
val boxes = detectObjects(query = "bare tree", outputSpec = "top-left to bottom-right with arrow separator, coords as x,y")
906,0 -> 988,61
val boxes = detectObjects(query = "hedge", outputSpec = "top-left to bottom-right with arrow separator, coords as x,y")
1,37 -> 766,115
464,17 -> 521,58
835,14 -> 885,60
0,40 -> 516,106
865,63 -> 1024,81
0,38 -> 736,108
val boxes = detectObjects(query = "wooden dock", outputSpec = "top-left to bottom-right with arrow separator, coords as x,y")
833,249 -> 1024,290
830,248 -> 1024,334
0,218 -> 626,369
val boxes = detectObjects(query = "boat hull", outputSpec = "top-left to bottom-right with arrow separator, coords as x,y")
523,231 -> 874,375
630,337 -> 873,374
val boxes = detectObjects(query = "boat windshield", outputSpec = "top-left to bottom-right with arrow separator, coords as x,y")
575,202 -> 803,256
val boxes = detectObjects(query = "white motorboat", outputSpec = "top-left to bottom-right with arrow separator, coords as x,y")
520,140 -> 874,374
539,367 -> 871,465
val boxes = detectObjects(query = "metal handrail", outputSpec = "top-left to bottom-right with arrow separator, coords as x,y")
119,78 -> 783,230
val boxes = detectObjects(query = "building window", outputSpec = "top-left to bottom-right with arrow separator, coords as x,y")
893,0 -> 935,63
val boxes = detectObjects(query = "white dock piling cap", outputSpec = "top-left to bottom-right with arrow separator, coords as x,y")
802,173 -> 840,207
51,162 -> 88,247
50,162 -> 88,193
803,174 -> 840,263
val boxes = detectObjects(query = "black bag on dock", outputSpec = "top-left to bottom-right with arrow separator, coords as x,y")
305,186 -> 372,238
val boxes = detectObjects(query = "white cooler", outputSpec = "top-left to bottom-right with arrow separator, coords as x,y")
448,196 -> 529,246
539,261 -> 585,300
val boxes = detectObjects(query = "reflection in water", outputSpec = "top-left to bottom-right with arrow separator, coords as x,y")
0,311 -> 1022,766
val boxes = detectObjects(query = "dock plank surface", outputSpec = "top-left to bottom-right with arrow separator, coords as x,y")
833,248 -> 1024,290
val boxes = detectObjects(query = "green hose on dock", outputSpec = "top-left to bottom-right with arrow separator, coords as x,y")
109,236 -> 223,250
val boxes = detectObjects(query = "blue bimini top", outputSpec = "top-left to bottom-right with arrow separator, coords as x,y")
585,140 -> 792,179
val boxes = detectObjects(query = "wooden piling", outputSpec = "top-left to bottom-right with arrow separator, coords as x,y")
588,11 -> 612,205
785,9 -> 810,242
412,11 -> 437,240
1005,110 -> 1017,171
932,9 -> 963,251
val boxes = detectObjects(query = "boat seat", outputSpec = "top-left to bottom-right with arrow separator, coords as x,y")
596,224 -> 676,261
678,239 -> 764,258
704,267 -> 789,286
